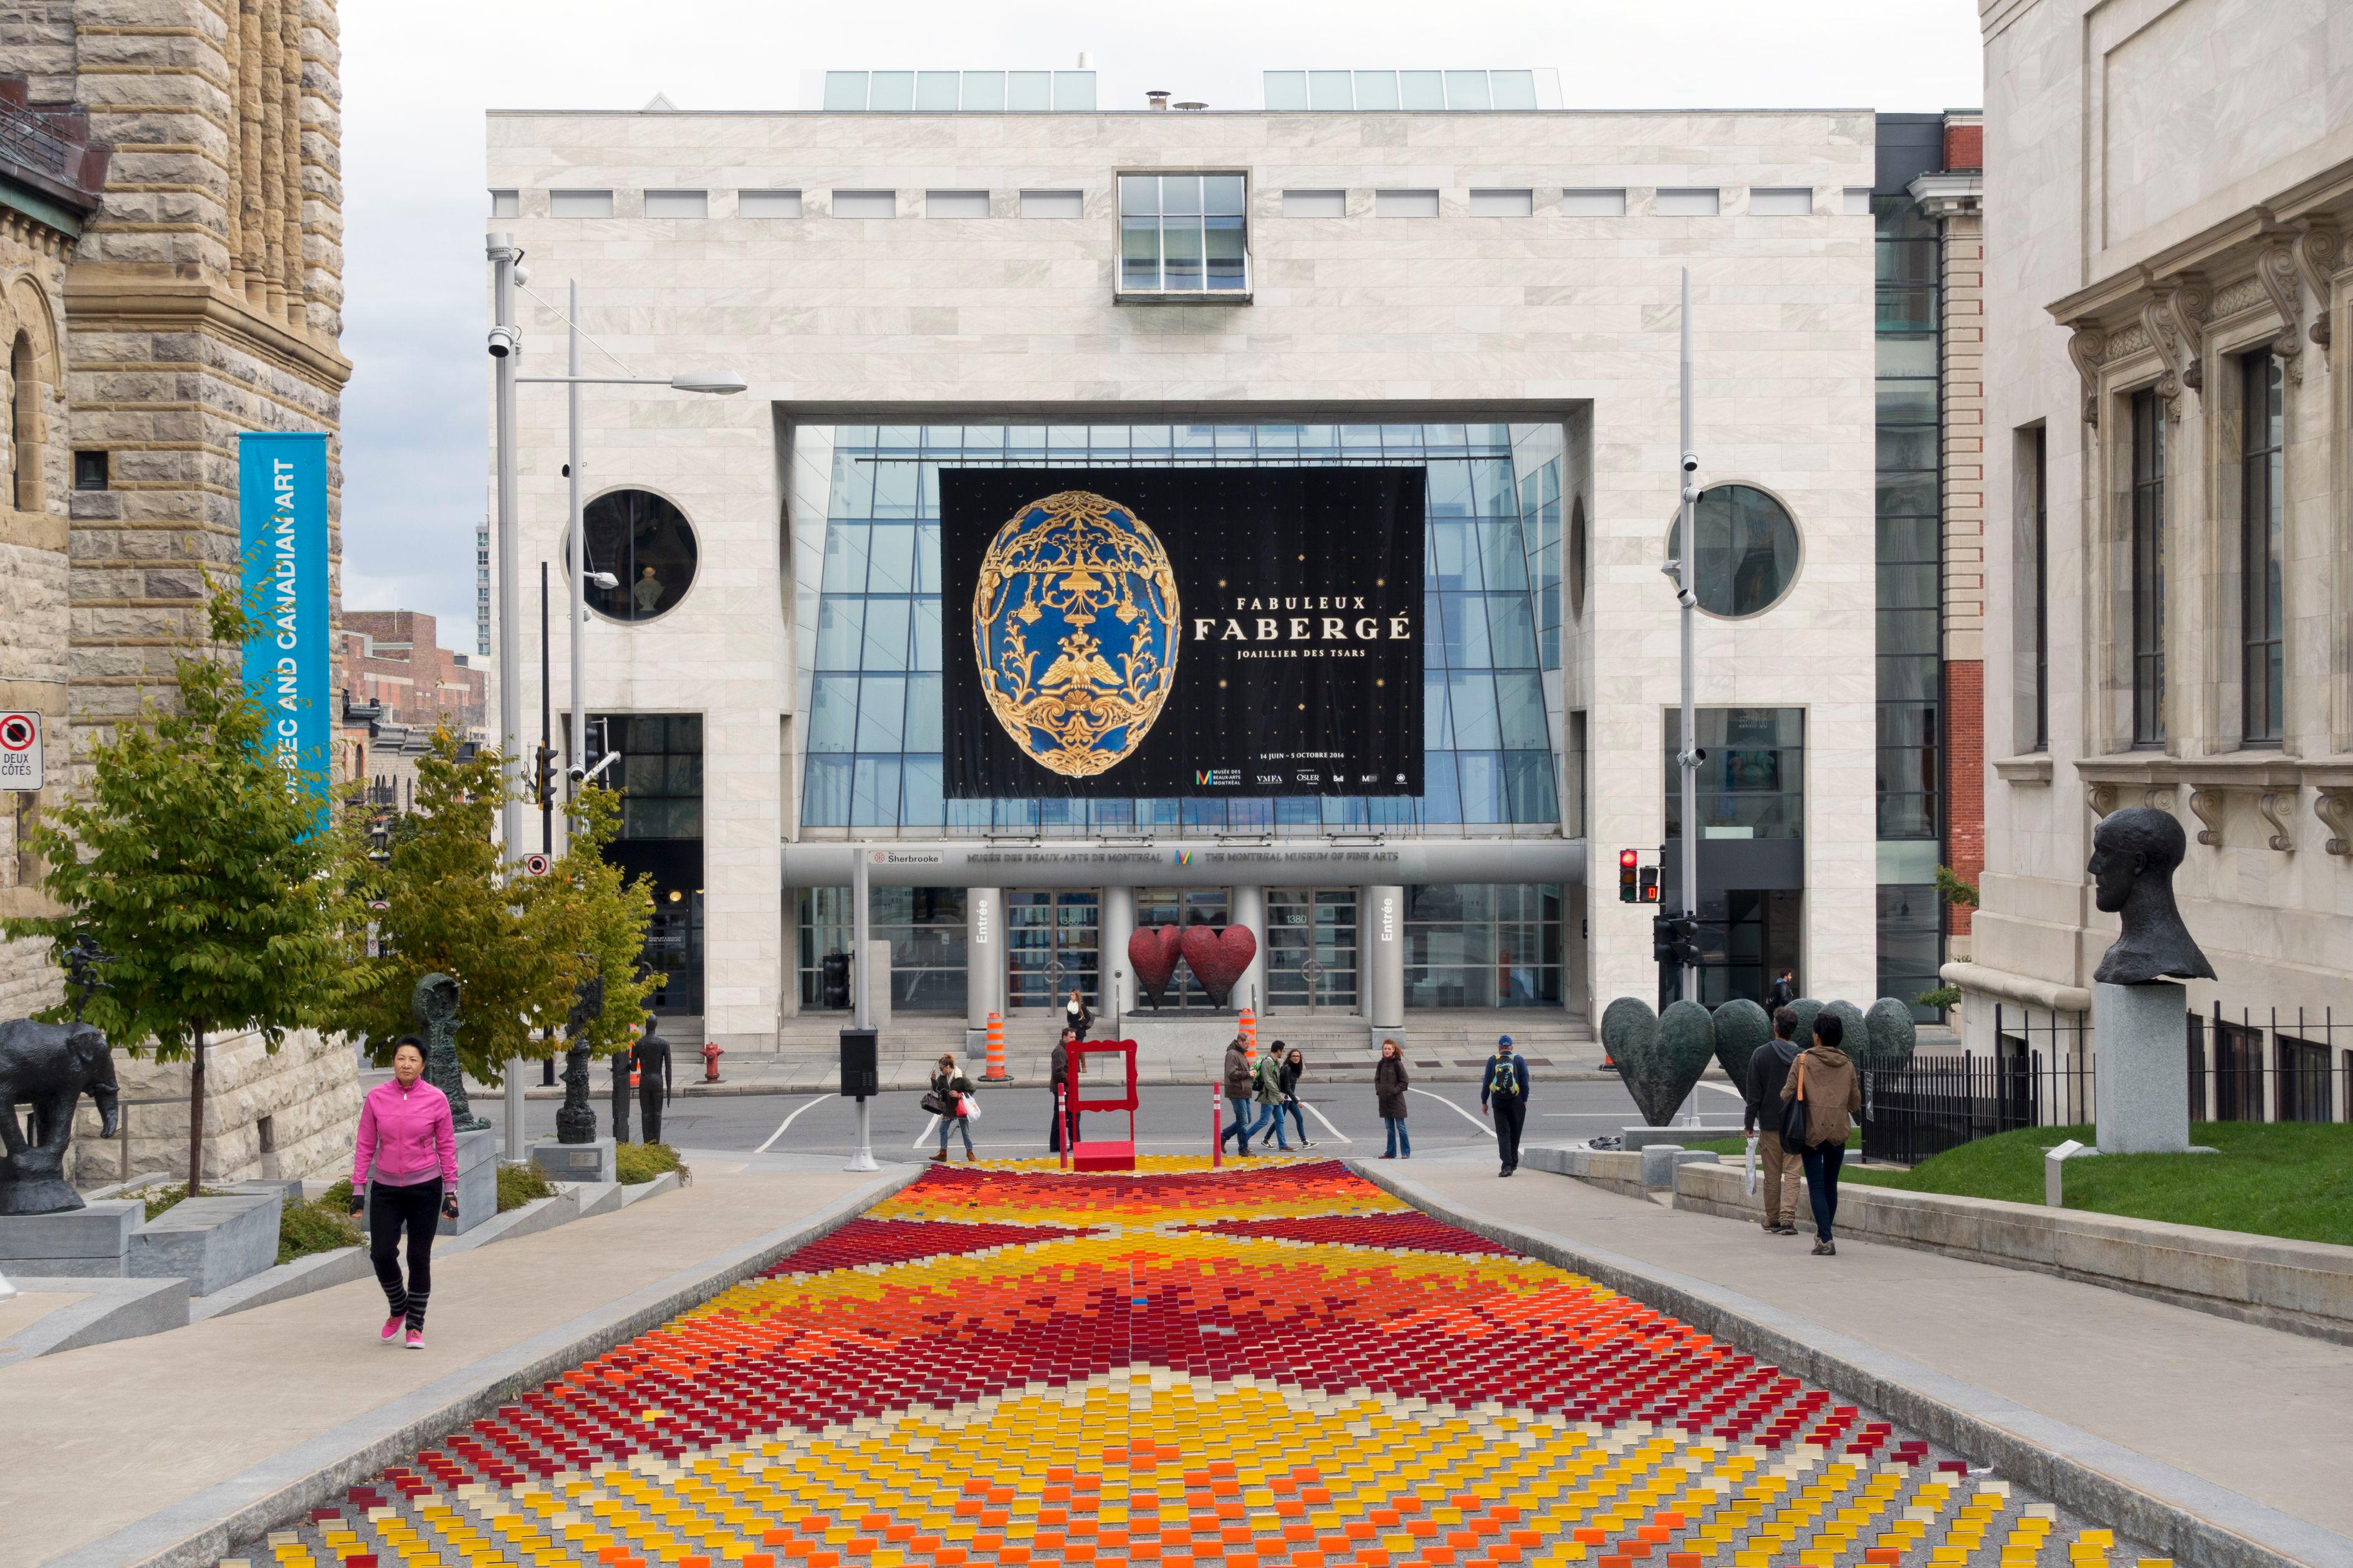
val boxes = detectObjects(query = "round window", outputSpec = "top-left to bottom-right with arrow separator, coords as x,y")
573,489 -> 697,623
1665,483 -> 1801,618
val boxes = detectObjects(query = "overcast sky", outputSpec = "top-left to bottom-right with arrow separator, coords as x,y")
337,0 -> 1983,645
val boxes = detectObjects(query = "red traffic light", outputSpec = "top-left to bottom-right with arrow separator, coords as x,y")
1619,848 -> 1637,868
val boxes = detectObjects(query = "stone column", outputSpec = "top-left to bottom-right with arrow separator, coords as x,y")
239,0 -> 268,308
277,0 -> 304,322
965,886 -> 1000,1049
1366,885 -> 1406,1043
1100,884 -> 1134,1025
257,0 -> 287,318
1230,884 -> 1267,1016
2092,980 -> 2191,1154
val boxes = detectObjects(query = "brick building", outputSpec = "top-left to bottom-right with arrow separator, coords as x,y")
342,609 -> 486,734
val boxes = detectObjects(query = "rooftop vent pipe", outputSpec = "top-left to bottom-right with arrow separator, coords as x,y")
1174,100 -> 1207,111
1146,90 -> 1170,110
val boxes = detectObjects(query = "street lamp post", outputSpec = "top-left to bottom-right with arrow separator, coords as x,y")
1674,267 -> 1702,1003
486,252 -> 744,1162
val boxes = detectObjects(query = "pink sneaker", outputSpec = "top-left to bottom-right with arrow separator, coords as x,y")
381,1316 -> 403,1342
405,1329 -> 424,1350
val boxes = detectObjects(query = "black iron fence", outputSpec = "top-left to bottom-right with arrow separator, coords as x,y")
1857,1002 -> 2349,1164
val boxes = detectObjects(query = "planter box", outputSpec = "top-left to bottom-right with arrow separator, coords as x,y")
531,1137 -> 616,1185
127,1187 -> 282,1296
0,1199 -> 142,1276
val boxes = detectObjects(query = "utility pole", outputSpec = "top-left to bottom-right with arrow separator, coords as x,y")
567,279 -> 588,810
1675,267 -> 1702,1003
486,232 -> 528,1164
539,561 -> 553,854
845,849 -> 877,1172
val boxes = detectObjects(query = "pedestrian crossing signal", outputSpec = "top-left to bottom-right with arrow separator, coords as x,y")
1638,866 -> 1660,903
1617,848 -> 1638,903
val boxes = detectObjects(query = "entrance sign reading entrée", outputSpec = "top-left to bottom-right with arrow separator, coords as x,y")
942,467 -> 1426,797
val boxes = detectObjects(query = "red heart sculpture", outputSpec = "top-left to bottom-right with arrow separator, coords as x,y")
1127,926 -> 1182,1008
1179,924 -> 1257,1010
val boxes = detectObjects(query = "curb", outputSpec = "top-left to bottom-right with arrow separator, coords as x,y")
512,1068 -> 1627,1099
42,1164 -> 923,1568
1348,1159 -> 2353,1568
0,1276 -> 191,1370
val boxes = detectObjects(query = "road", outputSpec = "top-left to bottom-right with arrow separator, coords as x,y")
508,1074 -> 1751,1162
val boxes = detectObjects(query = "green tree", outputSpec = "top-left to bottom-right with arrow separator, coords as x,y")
544,780 -> 660,1058
2,591 -> 366,1193
340,729 -> 574,1083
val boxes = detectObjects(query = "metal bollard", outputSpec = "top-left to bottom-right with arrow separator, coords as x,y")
1210,1082 -> 1222,1169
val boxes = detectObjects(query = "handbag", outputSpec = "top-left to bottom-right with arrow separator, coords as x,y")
1778,1056 -> 1812,1148
919,1090 -> 947,1116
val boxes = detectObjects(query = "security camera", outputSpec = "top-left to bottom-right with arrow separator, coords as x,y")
587,570 -> 619,590
1680,452 -> 1700,473
487,324 -> 519,358
512,262 -> 530,285
566,763 -> 588,785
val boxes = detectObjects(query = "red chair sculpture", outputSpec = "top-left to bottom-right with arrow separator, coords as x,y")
1064,1038 -> 1139,1172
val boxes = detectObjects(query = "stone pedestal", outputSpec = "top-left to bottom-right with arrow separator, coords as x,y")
0,1200 -> 140,1277
531,1137 -> 616,1185
128,1188 -> 283,1295
1621,1126 -> 1740,1152
445,1128 -> 497,1235
2094,980 -> 2192,1154
1120,1011 -> 1248,1055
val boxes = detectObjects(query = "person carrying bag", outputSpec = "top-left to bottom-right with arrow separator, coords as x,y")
929,1053 -> 979,1163
1780,1011 -> 1862,1255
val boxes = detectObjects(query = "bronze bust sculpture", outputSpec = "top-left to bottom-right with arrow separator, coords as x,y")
2087,807 -> 2216,985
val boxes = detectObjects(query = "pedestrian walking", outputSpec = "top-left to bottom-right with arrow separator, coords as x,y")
1065,987 -> 1093,1041
1742,1006 -> 1805,1235
348,1038 -> 458,1349
1048,1028 -> 1075,1154
1219,1036 -> 1255,1155
1374,1038 -> 1411,1159
1479,1033 -> 1530,1177
1780,1010 -> 1862,1255
929,1053 -> 979,1163
1767,969 -> 1798,1010
1279,1046 -> 1312,1148
1248,1043 -> 1291,1152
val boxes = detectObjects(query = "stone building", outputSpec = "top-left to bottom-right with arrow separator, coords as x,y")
343,609 -> 487,734
1957,0 -> 2353,1121
0,2 -> 360,1178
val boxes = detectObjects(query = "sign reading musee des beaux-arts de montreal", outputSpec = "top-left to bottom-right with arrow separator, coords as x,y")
941,467 -> 1424,798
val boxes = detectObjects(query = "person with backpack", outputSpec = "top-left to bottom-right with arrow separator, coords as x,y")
1743,1006 -> 1805,1235
1374,1038 -> 1411,1159
1219,1036 -> 1255,1155
929,1053 -> 978,1164
1279,1046 -> 1311,1148
1248,1043 -> 1290,1152
348,1037 -> 458,1349
1780,1010 -> 1863,1254
1478,1033 -> 1530,1177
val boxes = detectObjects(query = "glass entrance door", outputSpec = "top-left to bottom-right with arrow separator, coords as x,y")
1268,889 -> 1358,1012
1133,887 -> 1230,1009
1007,889 -> 1100,1010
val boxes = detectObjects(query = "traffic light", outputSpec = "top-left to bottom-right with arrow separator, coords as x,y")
1670,915 -> 1703,967
1637,866 -> 1660,904
1617,848 -> 1639,903
533,744 -> 557,808
1651,914 -> 1677,965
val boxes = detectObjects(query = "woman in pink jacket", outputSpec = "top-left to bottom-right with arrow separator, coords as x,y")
348,1037 -> 458,1347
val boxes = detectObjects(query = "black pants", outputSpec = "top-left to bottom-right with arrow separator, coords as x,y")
369,1176 -> 443,1331
1801,1142 -> 1846,1240
1049,1089 -> 1082,1152
1492,1097 -> 1526,1171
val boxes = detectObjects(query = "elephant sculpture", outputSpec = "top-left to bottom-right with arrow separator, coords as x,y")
0,1019 -> 123,1215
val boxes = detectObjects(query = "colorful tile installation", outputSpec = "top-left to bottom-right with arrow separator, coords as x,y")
238,1160 -> 2167,1568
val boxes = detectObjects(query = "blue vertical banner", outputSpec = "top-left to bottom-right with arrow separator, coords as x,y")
238,431 -> 332,829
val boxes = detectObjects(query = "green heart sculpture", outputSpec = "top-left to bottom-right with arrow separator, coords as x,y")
1785,997 -> 1824,1050
1710,999 -> 1771,1091
1600,996 -> 1657,1077
1626,998 -> 1714,1127
1861,997 -> 1919,1071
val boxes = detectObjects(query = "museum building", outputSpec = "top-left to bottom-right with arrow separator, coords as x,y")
484,72 -> 1983,1053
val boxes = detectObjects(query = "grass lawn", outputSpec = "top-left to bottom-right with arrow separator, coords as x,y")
1838,1121 -> 2353,1248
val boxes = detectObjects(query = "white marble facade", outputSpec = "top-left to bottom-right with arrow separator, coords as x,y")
1965,0 -> 2353,1106
485,105 -> 1879,1048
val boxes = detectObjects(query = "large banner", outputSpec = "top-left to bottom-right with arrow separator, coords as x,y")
238,431 -> 332,826
941,467 -> 1424,798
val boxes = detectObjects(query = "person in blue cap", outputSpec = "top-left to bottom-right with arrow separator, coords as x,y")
1479,1033 -> 1530,1176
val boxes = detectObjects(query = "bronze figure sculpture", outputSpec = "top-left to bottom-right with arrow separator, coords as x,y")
635,1016 -> 671,1146
2087,807 -> 2216,985
412,973 -> 489,1132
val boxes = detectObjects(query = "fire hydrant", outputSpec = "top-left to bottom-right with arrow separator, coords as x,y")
700,1040 -> 724,1084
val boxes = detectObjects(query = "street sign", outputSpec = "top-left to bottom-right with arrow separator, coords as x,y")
522,853 -> 552,877
0,712 -> 41,794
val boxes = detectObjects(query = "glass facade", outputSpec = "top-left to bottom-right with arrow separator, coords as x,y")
1664,709 -> 1804,841
1118,174 -> 1248,295
800,422 -> 1561,838
1267,889 -> 1359,1010
588,715 -> 704,1015
1874,191 -> 1943,1014
797,886 -> 969,1013
1404,883 -> 1563,1008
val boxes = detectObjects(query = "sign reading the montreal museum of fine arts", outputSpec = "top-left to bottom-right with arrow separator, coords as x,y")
238,431 -> 332,827
941,466 -> 1425,798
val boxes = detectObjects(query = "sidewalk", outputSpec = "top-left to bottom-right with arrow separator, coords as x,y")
1377,1144 -> 2353,1564
12,1154 -> 913,1568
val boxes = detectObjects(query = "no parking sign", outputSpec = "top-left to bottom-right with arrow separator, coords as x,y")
0,712 -> 41,793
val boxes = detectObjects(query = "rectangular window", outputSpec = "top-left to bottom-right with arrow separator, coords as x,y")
1282,189 -> 1346,218
1843,187 -> 1874,216
2278,1036 -> 2333,1123
489,189 -> 519,218
73,449 -> 108,490
1656,188 -> 1720,216
833,189 -> 897,219
1750,187 -> 1812,216
550,189 -> 614,218
914,71 -> 959,111
1376,189 -> 1440,218
644,189 -> 707,219
2240,351 -> 2284,745
822,71 -> 870,110
738,189 -> 803,218
1116,173 -> 1249,297
1020,189 -> 1083,218
2015,424 -> 2048,751
926,189 -> 990,219
961,72 -> 1005,111
1560,189 -> 1626,217
1665,708 -> 1805,841
2130,388 -> 2167,746
1469,188 -> 1533,217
